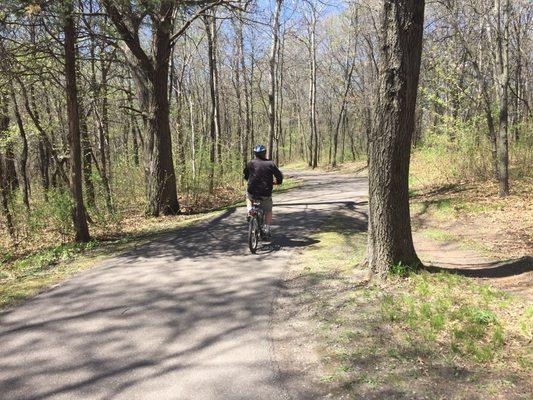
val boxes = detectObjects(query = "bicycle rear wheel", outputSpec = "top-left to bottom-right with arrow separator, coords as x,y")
248,217 -> 259,254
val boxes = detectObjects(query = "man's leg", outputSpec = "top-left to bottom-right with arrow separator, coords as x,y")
263,197 -> 274,237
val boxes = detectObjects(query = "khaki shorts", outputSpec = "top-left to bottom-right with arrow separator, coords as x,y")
246,193 -> 273,212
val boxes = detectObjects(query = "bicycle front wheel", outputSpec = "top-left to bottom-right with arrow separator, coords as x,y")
248,217 -> 259,254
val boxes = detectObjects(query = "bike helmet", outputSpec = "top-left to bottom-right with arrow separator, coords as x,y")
253,144 -> 267,155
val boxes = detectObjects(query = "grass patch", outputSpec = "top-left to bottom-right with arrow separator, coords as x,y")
273,177 -> 302,193
423,228 -> 457,242
285,214 -> 532,399
382,272 -> 517,364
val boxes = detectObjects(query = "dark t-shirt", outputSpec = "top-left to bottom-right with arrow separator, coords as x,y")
243,157 -> 283,197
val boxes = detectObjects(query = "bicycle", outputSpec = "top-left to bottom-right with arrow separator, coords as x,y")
247,197 -> 265,254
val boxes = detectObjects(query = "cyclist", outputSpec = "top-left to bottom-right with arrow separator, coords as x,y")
244,144 -> 283,238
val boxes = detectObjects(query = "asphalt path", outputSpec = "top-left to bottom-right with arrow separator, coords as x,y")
0,171 -> 368,400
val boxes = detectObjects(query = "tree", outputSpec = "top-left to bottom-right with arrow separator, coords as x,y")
10,85 -> 30,211
63,0 -> 90,242
307,0 -> 319,168
102,0 -> 181,216
367,0 -> 425,278
491,0 -> 511,196
268,0 -> 283,160
204,10 -> 222,193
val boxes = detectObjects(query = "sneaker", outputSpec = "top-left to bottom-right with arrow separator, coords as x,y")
262,226 -> 272,240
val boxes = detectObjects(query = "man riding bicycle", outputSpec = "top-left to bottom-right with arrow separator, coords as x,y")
244,144 -> 283,238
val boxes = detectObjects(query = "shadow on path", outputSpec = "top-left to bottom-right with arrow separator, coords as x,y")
0,171 -> 369,400
424,256 -> 532,278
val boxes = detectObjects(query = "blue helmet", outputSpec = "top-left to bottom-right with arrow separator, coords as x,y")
253,144 -> 266,154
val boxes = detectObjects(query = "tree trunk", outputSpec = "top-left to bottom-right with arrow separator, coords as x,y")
0,153 -> 14,238
367,0 -> 425,278
28,84 -> 51,197
63,0 -> 90,242
268,0 -> 283,159
98,48 -> 114,212
171,55 -> 186,182
276,32 -> 285,164
332,64 -> 355,167
234,17 -> 247,167
0,101 -> 14,238
103,0 -> 179,216
493,0 -> 510,196
80,106 -> 95,208
10,88 -> 30,211
308,1 -> 318,169
238,15 -> 251,167
146,13 -> 180,215
205,12 -> 222,193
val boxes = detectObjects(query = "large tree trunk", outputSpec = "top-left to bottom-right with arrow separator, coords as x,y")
146,15 -> 180,215
367,0 -> 425,278
63,0 -> 90,242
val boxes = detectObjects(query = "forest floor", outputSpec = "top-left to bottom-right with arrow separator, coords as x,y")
274,162 -> 532,399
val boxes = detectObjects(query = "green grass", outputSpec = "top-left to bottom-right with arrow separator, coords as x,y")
382,272 -> 513,363
297,215 -> 366,277
423,228 -> 457,242
273,177 -> 302,193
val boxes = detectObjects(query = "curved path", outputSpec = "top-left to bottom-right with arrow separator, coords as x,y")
0,171 -> 368,400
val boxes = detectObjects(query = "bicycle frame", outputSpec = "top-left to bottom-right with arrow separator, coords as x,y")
248,199 -> 265,253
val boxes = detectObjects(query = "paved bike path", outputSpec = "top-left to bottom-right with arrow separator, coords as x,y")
0,171 -> 368,400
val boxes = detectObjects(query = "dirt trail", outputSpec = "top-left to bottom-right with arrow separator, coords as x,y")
414,233 -> 532,300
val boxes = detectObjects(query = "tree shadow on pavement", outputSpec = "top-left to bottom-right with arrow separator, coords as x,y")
0,174 -> 369,400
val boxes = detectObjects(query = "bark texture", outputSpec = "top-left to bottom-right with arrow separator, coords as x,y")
367,0 -> 425,278
493,0 -> 510,196
64,0 -> 90,242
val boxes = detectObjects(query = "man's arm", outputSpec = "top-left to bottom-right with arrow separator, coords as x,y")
272,163 -> 283,185
243,162 -> 250,181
